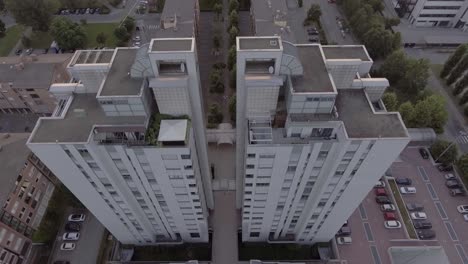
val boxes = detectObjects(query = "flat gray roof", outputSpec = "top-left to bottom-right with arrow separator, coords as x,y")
239,38 -> 281,50
0,63 -> 56,89
153,0 -> 196,38
151,39 -> 192,52
322,46 -> 370,61
0,133 -> 31,206
250,0 -> 296,43
335,89 -> 407,138
290,46 -> 334,93
30,94 -> 147,143
71,50 -> 114,65
389,247 -> 449,264
99,49 -> 143,96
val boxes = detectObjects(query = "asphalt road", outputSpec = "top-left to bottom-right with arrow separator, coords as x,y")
49,209 -> 105,264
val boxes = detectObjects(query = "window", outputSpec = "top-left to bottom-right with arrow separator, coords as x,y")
30,94 -> 39,99
246,174 -> 253,178
247,153 -> 256,158
181,154 -> 190,159
250,232 -> 260,237
256,183 -> 269,187
26,89 -> 34,92
190,233 -> 200,238
246,164 -> 255,169
287,166 -> 296,172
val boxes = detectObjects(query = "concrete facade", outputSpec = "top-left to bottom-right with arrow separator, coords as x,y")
399,0 -> 468,28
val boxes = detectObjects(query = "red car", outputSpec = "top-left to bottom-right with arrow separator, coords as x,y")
384,212 -> 397,220
375,188 -> 387,196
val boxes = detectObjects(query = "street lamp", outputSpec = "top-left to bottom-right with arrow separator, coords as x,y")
434,131 -> 468,163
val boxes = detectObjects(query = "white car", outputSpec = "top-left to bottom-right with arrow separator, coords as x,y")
464,215 -> 468,222
62,232 -> 80,241
60,242 -> 76,251
133,36 -> 141,41
445,173 -> 456,180
400,187 -> 416,194
457,205 -> 468,214
336,236 -> 352,244
411,212 -> 427,220
68,214 -> 86,222
375,180 -> 385,188
381,204 -> 396,212
384,220 -> 401,229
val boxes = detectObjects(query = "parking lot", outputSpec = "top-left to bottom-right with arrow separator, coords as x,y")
49,209 -> 105,264
338,147 -> 468,264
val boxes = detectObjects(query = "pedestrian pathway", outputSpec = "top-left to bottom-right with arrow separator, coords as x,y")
212,191 -> 238,264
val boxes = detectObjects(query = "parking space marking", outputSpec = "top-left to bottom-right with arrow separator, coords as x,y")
434,201 -> 448,220
370,245 -> 382,264
444,221 -> 459,241
359,204 -> 368,220
455,244 -> 468,264
363,222 -> 374,242
417,166 -> 429,182
426,183 -> 439,200
146,24 -> 160,30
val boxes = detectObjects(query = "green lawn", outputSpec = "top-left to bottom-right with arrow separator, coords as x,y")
83,23 -> 119,48
388,179 -> 417,239
0,25 -> 25,56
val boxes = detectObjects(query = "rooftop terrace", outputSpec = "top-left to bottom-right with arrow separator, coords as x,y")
99,49 -> 144,96
335,89 -> 407,138
322,46 -> 370,61
70,50 -> 115,66
290,46 -> 334,93
238,38 -> 282,50
151,39 -> 193,52
30,94 -> 147,143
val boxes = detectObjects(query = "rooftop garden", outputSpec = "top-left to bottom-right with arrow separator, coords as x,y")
146,113 -> 190,146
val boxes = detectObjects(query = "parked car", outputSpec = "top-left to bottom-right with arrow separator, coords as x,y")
451,189 -> 466,196
376,196 -> 392,204
374,180 -> 386,188
65,222 -> 81,232
438,164 -> 453,172
336,236 -> 352,244
336,226 -> 351,236
384,212 -> 397,220
308,37 -> 319,42
413,221 -> 432,229
60,242 -> 76,251
446,179 -> 461,189
419,148 -> 429,159
308,31 -> 319,35
464,215 -> 468,222
25,48 -> 33,55
400,187 -> 416,194
395,178 -> 412,185
14,49 -> 22,55
62,232 -> 80,241
375,188 -> 387,196
457,205 -> 468,214
133,36 -> 141,41
445,173 -> 456,180
406,203 -> 424,211
417,229 -> 436,240
68,214 -> 86,222
411,212 -> 427,220
381,204 -> 396,212
89,8 -> 96,14
384,220 -> 401,229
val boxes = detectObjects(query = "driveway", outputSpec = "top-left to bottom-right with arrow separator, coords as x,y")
49,209 -> 105,264
211,191 -> 238,264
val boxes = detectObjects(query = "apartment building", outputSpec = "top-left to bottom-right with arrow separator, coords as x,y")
27,0 -> 212,244
0,56 -> 70,115
397,0 -> 468,28
236,36 -> 409,244
0,134 -> 56,264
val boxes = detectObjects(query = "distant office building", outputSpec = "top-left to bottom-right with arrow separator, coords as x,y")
0,56 -> 70,115
236,36 -> 410,244
0,133 -> 56,264
396,0 -> 468,28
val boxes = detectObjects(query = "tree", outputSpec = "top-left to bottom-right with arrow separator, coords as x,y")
208,104 -> 223,124
384,17 -> 400,29
0,19 -> 5,38
227,45 -> 236,70
441,44 -> 468,78
398,101 -> 415,126
382,92 -> 398,111
5,0 -> 59,31
457,154 -> 468,179
459,92 -> 468,106
454,75 -> 468,96
96,32 -> 107,46
380,50 -> 407,83
368,0 -> 384,12
122,17 -> 135,33
213,3 -> 222,21
229,0 -> 239,12
114,26 -> 130,44
230,66 -> 236,89
210,69 -> 224,93
229,10 -> 238,28
0,0 -> 4,11
298,0 -> 303,7
229,95 -> 236,122
307,4 -> 322,22
446,54 -> 468,85
50,17 -> 87,51
229,26 -> 239,46
430,140 -> 458,165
